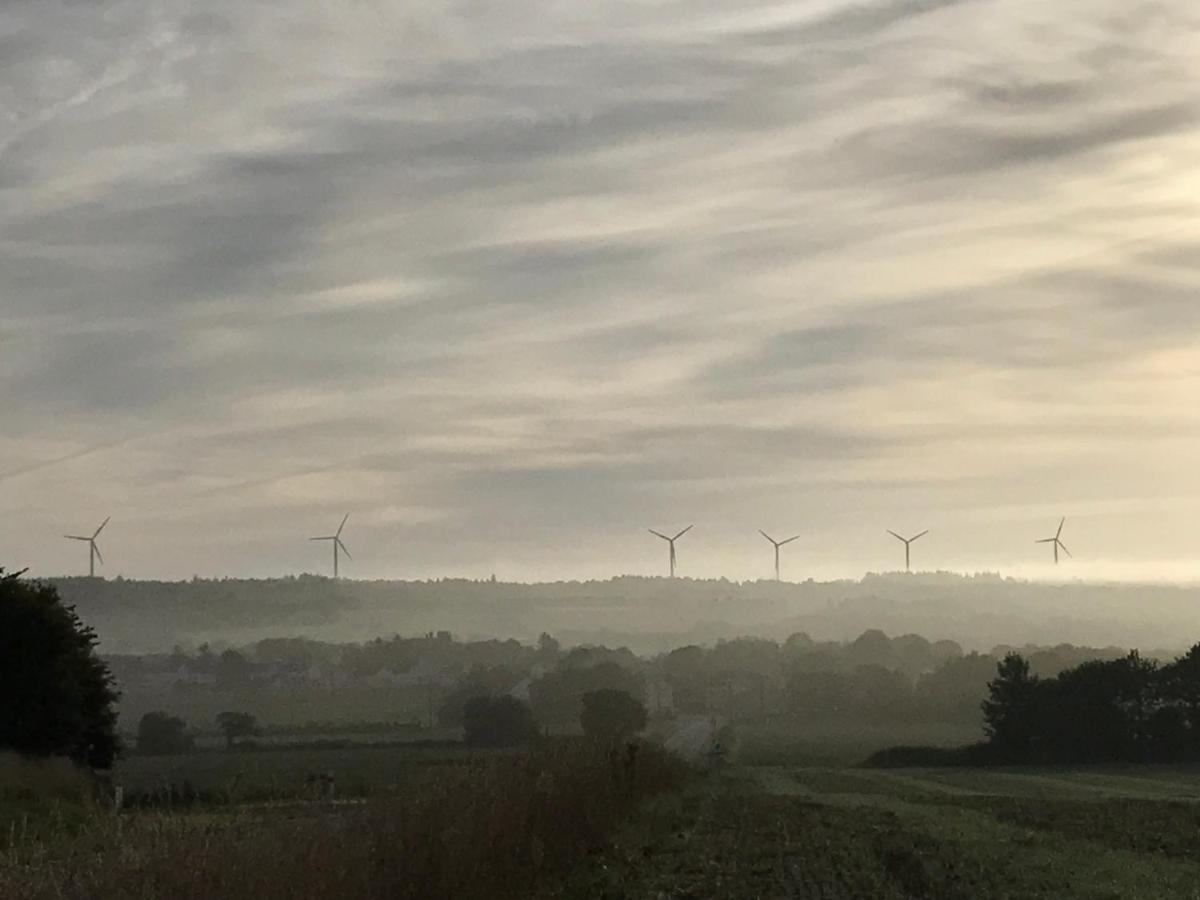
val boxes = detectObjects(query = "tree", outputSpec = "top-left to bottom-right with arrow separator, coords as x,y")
0,569 -> 119,768
216,649 -> 252,687
536,632 -> 561,663
782,632 -> 814,656
1153,643 -> 1200,760
437,667 -> 519,729
846,629 -> 895,669
462,696 -> 537,748
916,653 -> 998,722
786,670 -> 851,718
1046,652 -> 1157,763
982,654 -> 1040,761
529,662 -> 644,726
847,664 -> 914,720
136,711 -> 195,755
581,689 -> 647,743
216,711 -> 259,749
661,645 -> 710,713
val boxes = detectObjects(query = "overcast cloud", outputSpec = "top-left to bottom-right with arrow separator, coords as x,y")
3,0 -> 1200,581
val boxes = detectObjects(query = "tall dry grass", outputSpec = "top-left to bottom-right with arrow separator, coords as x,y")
1,739 -> 688,900
0,753 -> 101,850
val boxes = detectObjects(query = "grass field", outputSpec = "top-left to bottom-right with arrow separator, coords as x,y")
11,741 -> 1200,899
734,719 -> 985,767
556,764 -> 1200,899
115,742 -> 484,803
1,740 -> 689,900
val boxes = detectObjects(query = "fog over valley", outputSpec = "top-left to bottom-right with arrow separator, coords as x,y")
53,573 -> 1200,657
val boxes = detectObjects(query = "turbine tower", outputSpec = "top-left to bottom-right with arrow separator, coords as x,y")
311,514 -> 352,577
1036,517 -> 1071,565
64,517 -> 110,577
649,525 -> 692,578
759,530 -> 799,581
887,529 -> 928,572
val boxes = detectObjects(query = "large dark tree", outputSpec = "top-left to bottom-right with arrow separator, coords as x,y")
216,711 -> 259,749
0,569 -> 119,768
981,653 -> 1038,761
580,689 -> 647,743
462,695 -> 537,748
136,711 -> 195,755
528,662 -> 644,726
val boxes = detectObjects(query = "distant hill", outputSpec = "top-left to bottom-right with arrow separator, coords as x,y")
45,572 -> 1200,655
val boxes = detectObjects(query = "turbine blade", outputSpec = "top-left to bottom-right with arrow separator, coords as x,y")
1058,541 -> 1072,558
92,543 -> 104,566
759,530 -> 775,544
337,513 -> 349,537
673,525 -> 693,540
64,535 -> 89,541
648,530 -> 670,541
779,535 -> 801,545
1056,517 -> 1065,539
337,539 -> 352,560
887,530 -> 904,542
1035,538 -> 1056,543
93,516 -> 111,539
311,536 -> 335,541
912,530 -> 929,542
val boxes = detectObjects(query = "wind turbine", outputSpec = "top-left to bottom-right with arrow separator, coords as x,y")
887,529 -> 928,572
311,514 -> 351,577
1036,517 -> 1071,565
759,530 -> 799,581
649,525 -> 692,578
64,517 -> 110,577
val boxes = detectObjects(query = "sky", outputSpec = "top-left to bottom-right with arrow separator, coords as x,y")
2,0 -> 1200,583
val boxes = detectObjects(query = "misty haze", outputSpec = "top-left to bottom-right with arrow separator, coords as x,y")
4,1 -> 1200,898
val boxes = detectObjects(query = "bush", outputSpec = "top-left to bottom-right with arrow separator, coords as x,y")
580,689 -> 647,743
529,662 -> 644,727
136,711 -> 195,755
0,569 -> 119,768
216,711 -> 259,749
463,696 -> 538,748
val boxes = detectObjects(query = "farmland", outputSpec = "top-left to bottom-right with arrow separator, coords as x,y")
1,740 -> 689,899
564,764 -> 1200,898
115,742 -> 481,804
9,739 -> 1200,898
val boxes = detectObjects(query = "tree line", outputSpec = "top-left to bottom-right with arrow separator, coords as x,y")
10,566 -> 1200,770
982,646 -> 1200,764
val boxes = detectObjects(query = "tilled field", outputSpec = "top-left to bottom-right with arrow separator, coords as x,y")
552,766 -> 1200,899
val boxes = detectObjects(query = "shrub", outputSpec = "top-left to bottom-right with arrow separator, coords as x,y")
580,689 -> 647,743
136,712 -> 195,755
529,662 -> 644,726
462,696 -> 538,748
216,711 -> 259,749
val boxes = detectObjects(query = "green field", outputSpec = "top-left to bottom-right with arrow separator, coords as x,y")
115,743 -> 485,802
12,744 -> 1200,898
558,764 -> 1200,899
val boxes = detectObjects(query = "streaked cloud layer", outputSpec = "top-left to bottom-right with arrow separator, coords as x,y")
3,0 -> 1200,581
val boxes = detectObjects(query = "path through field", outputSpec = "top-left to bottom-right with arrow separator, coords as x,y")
553,765 -> 1200,899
